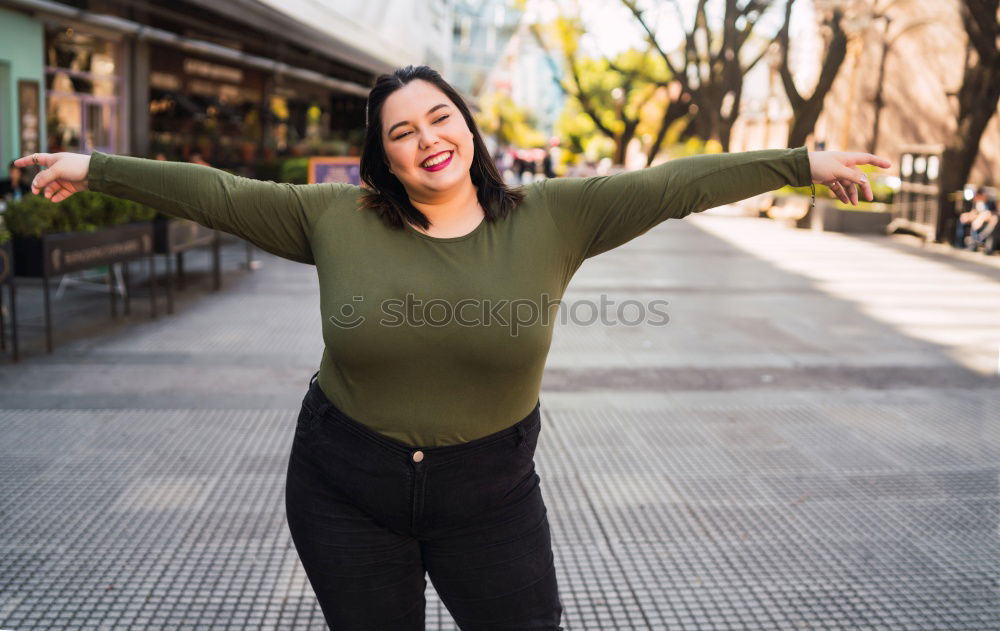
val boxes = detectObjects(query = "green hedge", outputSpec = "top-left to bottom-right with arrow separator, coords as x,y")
251,157 -> 308,184
0,155 -> 312,245
2,191 -> 157,239
280,158 -> 309,185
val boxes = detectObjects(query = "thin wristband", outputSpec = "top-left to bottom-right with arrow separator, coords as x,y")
810,182 -> 816,211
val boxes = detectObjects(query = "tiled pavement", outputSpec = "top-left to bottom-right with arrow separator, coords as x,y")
1,215 -> 997,630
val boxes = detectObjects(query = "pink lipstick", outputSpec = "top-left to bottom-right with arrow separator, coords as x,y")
421,151 -> 453,172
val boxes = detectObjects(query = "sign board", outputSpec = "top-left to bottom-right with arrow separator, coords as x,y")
308,157 -> 362,186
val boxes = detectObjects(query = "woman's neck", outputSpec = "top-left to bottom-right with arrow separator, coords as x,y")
408,180 -> 484,237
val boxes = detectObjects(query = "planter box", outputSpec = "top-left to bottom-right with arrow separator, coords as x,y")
13,221 -> 155,277
0,239 -> 12,284
810,200 -> 892,234
766,195 -> 812,229
154,217 -> 218,254
0,240 -> 18,361
153,217 -> 222,314
11,222 -> 157,354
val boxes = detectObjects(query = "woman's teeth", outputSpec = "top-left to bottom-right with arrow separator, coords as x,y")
422,151 -> 452,167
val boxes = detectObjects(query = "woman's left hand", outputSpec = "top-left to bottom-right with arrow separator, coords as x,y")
808,151 -> 892,206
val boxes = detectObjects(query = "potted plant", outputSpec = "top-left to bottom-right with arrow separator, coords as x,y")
4,191 -> 159,354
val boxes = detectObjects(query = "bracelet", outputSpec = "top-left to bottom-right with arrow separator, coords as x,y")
810,182 -> 816,211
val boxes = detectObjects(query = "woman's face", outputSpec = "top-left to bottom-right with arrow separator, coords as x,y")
380,79 -> 475,199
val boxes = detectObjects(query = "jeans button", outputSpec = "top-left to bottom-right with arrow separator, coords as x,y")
412,450 -> 424,463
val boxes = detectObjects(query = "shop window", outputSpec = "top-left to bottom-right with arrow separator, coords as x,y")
44,27 -> 120,154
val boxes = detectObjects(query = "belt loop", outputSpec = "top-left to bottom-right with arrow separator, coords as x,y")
307,371 -> 333,418
516,423 -> 526,447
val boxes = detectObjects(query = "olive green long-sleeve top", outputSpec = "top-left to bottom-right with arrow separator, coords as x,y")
88,146 -> 811,446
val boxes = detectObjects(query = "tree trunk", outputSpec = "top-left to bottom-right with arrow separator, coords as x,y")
645,98 -> 692,166
868,38 -> 890,156
935,1 -> 1000,243
787,95 -> 828,148
936,85 -> 1000,240
780,5 -> 848,149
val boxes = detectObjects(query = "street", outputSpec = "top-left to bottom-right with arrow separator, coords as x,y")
1,213 -> 997,630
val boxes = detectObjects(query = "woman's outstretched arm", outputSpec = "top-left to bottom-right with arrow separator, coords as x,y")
537,147 -> 891,263
14,151 -> 357,265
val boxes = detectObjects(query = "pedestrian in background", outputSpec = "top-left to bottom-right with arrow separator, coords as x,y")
0,160 -> 31,202
956,187 -> 998,252
17,64 -> 890,630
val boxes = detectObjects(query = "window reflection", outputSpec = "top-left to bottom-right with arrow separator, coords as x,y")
45,27 -> 119,154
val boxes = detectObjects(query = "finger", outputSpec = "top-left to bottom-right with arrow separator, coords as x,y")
52,185 -> 73,203
861,175 -> 873,202
836,176 -> 858,205
829,181 -> 849,204
839,182 -> 851,205
854,153 -> 891,169
837,165 -> 864,183
845,179 -> 858,206
42,179 -> 66,200
32,166 -> 63,195
50,179 -> 70,200
843,167 -> 873,202
13,153 -> 54,169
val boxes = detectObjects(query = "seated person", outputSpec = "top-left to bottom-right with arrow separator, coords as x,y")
956,187 -> 994,248
969,195 -> 998,254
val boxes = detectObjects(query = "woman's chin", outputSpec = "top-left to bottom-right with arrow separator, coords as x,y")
421,171 -> 462,190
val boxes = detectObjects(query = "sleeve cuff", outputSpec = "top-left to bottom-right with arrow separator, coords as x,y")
791,146 -> 811,188
87,151 -> 110,193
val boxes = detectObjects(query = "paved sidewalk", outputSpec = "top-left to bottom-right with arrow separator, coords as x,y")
1,215 -> 997,630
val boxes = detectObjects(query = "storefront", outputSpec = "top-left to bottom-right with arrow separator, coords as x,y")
0,6 -> 46,169
44,24 -> 124,155
144,47 -> 367,169
148,47 -> 268,166
1,0 -> 403,173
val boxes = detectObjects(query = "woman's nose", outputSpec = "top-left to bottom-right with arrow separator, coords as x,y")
418,128 -> 440,149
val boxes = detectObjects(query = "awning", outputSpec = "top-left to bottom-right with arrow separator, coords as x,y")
0,0 -> 375,97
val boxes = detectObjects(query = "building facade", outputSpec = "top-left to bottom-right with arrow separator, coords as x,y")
0,0 -> 452,170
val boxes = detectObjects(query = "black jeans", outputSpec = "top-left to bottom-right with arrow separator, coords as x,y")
285,372 -> 564,630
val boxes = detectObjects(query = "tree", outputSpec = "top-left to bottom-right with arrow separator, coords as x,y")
474,91 -> 548,150
528,14 -> 672,164
937,0 -> 1000,242
775,0 -> 849,148
865,1 -> 938,155
622,0 -> 785,151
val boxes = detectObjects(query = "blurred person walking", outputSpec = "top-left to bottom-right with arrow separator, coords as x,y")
17,64 -> 890,631
1,160 -> 32,202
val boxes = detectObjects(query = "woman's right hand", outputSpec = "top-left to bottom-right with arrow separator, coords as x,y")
13,152 -> 92,203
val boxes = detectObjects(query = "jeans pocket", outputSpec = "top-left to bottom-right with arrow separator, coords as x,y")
519,416 -> 542,453
294,402 -> 319,441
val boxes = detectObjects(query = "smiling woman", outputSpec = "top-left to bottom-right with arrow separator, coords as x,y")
14,62 -> 890,631
358,65 -> 524,239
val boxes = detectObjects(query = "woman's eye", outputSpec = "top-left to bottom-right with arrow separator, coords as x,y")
393,115 -> 448,140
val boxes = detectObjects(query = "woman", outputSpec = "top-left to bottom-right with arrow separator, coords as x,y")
1,159 -> 32,201
17,65 -> 890,630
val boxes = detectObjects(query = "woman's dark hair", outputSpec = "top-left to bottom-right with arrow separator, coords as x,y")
359,65 -> 524,231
